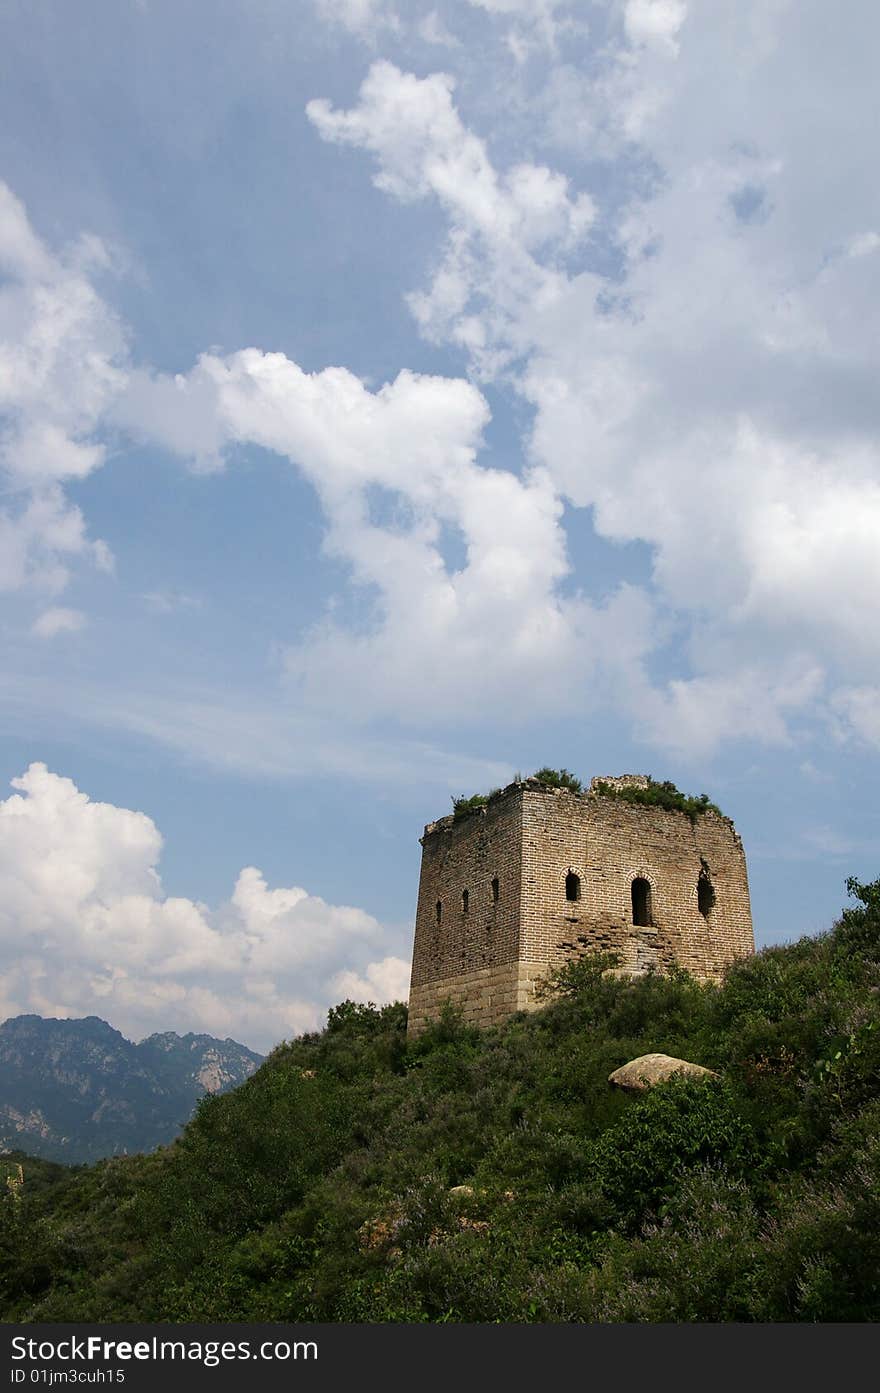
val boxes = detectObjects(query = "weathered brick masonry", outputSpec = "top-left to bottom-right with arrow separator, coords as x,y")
407,775 -> 754,1035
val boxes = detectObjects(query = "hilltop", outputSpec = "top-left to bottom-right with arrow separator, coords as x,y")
2,879 -> 880,1322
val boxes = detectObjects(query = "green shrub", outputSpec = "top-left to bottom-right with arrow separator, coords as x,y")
588,1077 -> 762,1232
451,790 -> 500,820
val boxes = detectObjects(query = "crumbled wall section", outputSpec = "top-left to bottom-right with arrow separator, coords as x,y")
407,775 -> 754,1035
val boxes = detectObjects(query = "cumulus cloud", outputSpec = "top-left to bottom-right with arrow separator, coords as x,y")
0,764 -> 409,1051
330,955 -> 412,1004
308,61 -> 594,376
0,183 -> 125,593
306,10 -> 880,754
6,2 -> 879,763
121,346 -> 656,723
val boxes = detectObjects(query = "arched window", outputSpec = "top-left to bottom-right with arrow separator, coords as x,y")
461,888 -> 469,913
631,877 -> 652,927
698,874 -> 715,917
491,876 -> 500,903
565,871 -> 581,902
436,900 -> 442,925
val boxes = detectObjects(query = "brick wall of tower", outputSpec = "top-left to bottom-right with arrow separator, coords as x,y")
519,785 -> 754,983
408,789 -> 524,1034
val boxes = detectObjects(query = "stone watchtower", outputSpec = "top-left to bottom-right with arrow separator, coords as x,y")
407,775 -> 754,1035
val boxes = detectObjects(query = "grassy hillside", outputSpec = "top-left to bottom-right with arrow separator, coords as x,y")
3,879 -> 880,1323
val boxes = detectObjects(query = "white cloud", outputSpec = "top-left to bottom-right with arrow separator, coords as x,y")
0,764 -> 409,1051
633,660 -> 825,760
307,61 -> 594,376
6,2 -> 879,763
31,607 -> 87,639
623,0 -> 687,55
0,488 -> 109,595
330,955 -> 412,1005
305,13 -> 880,753
0,183 -> 124,593
122,346 -> 656,723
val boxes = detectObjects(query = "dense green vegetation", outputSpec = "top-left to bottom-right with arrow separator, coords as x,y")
592,777 -> 723,821
452,771 -> 719,823
3,880 -> 880,1322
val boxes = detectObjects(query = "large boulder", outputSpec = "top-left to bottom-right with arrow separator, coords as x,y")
608,1053 -> 718,1092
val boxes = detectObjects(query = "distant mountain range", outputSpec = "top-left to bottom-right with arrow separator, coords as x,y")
0,1014 -> 263,1164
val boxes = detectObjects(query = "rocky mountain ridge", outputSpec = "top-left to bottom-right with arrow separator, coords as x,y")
0,1014 -> 262,1164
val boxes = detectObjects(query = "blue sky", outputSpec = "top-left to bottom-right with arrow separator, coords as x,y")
1,0 -> 878,1051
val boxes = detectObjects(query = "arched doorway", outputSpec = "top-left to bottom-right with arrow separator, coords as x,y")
631,877 -> 652,927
